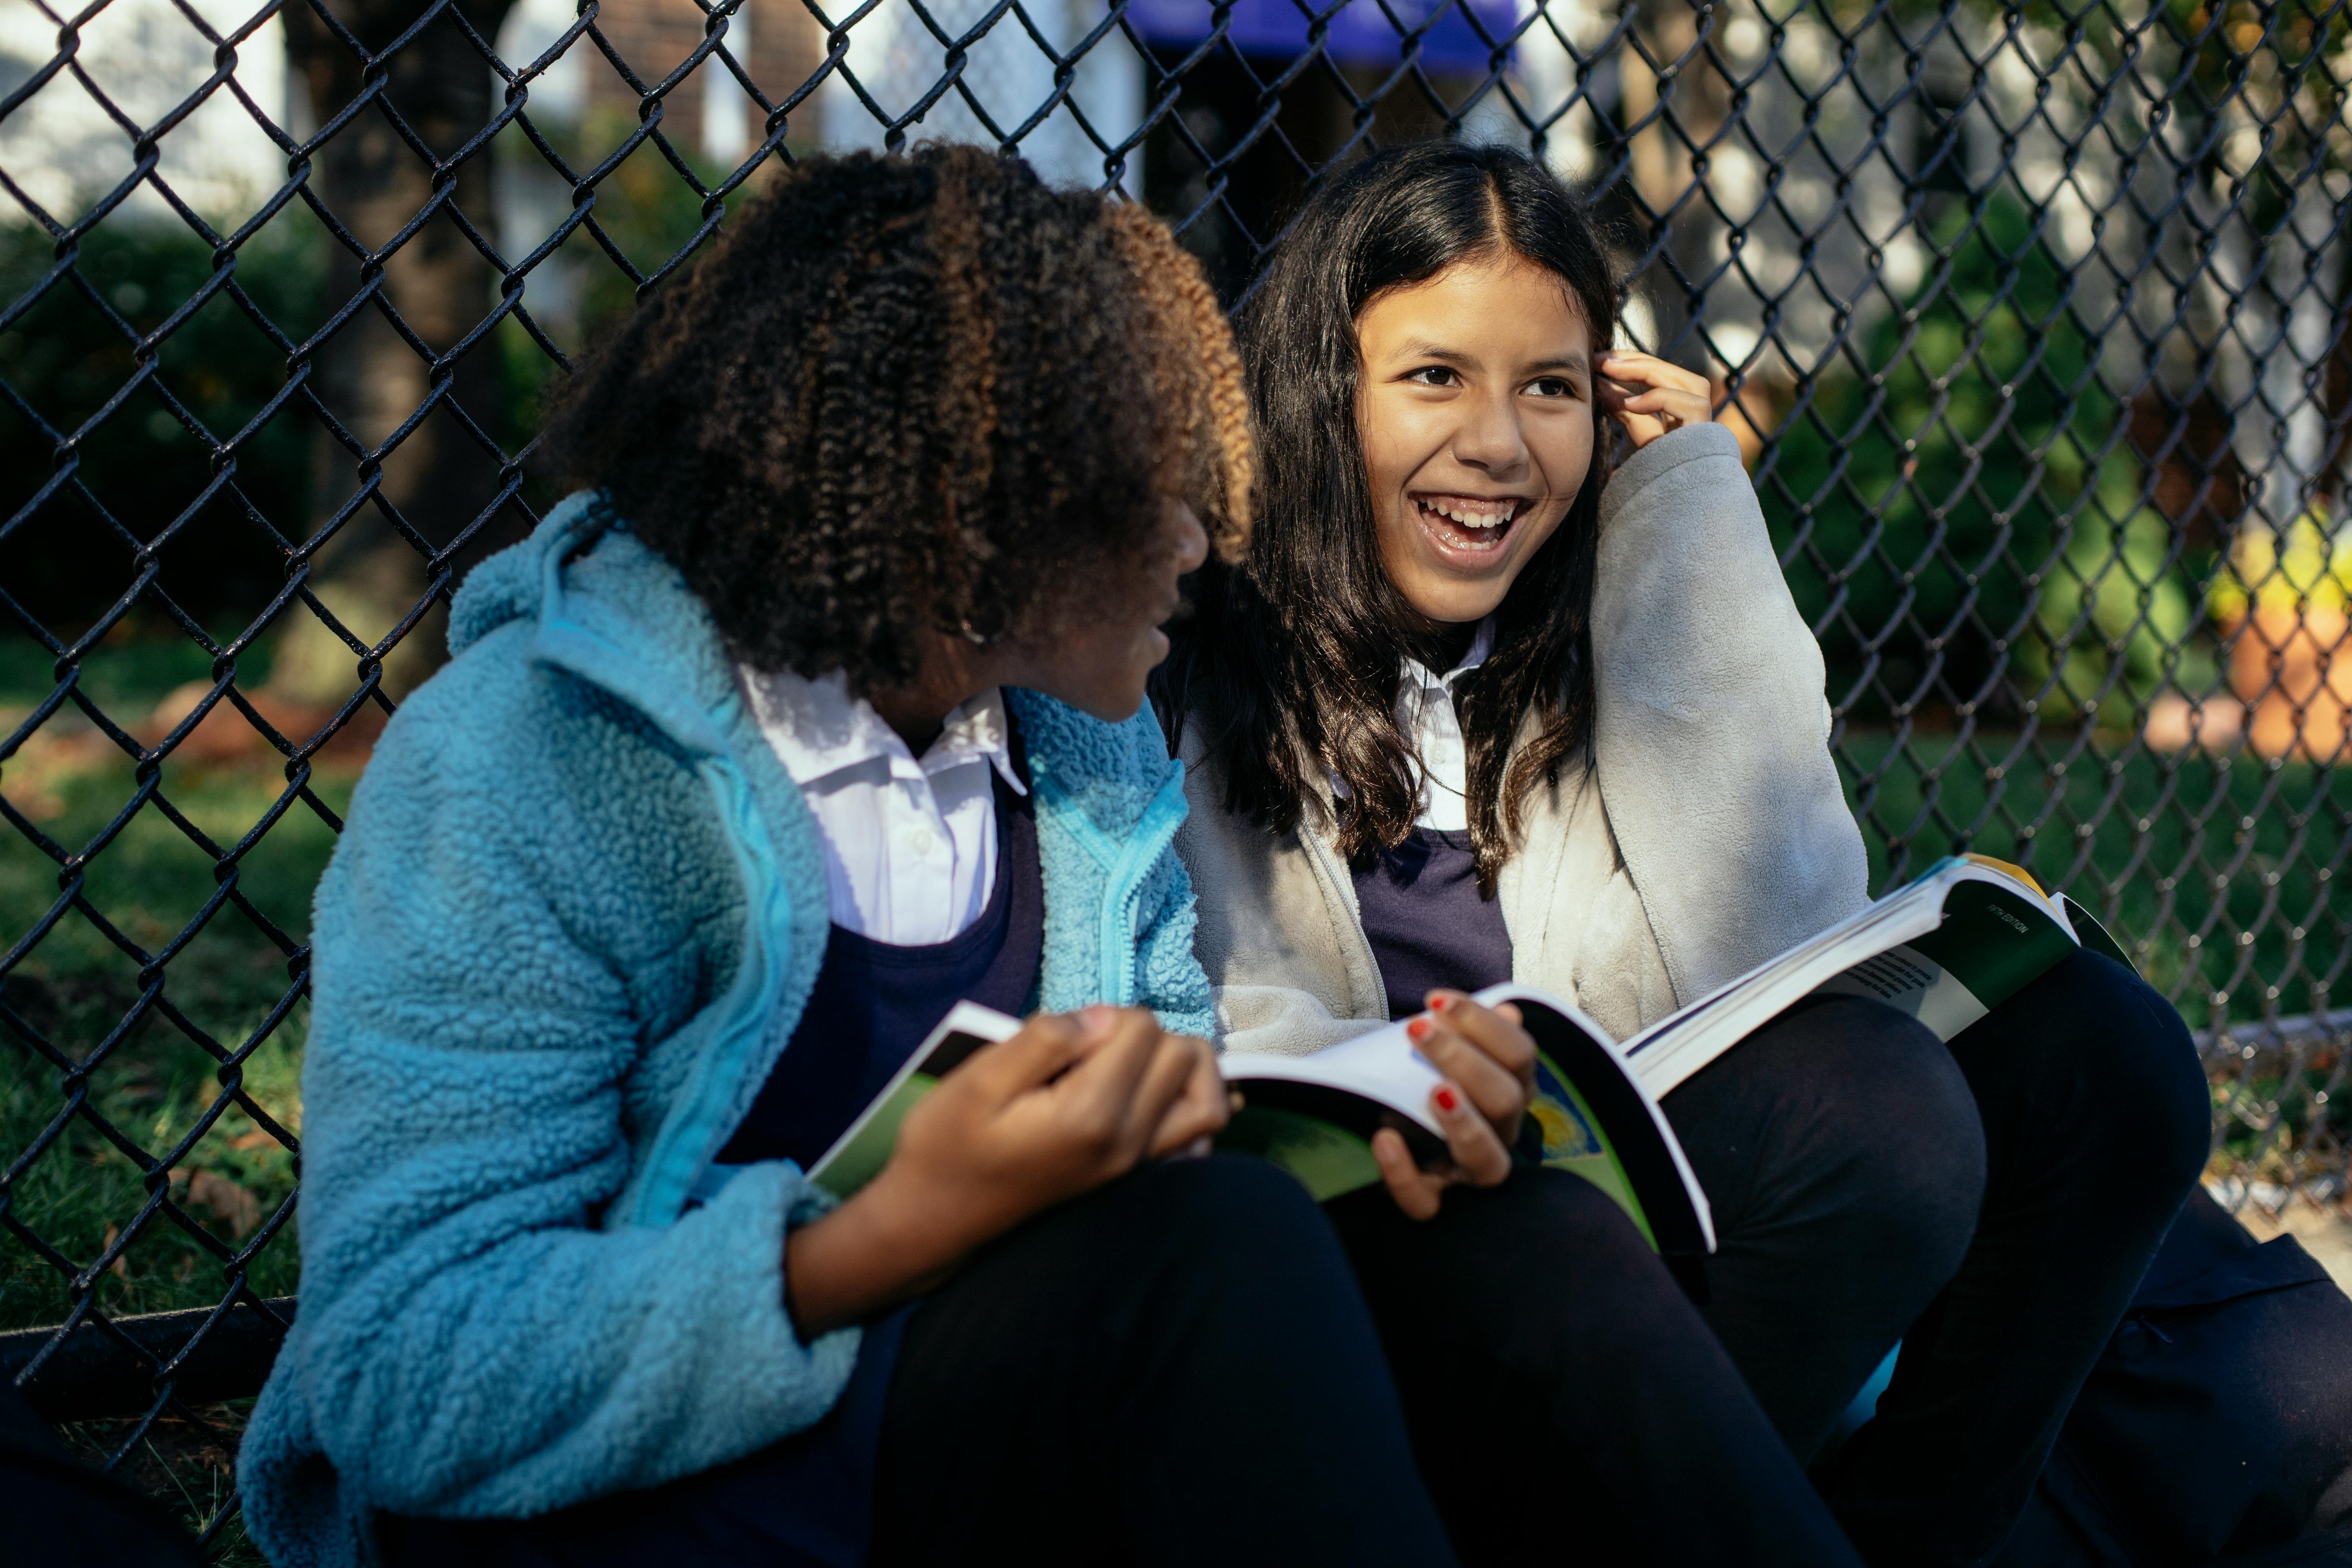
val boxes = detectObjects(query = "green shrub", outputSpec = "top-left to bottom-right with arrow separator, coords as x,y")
1763,191 -> 2220,730
0,216 -> 326,639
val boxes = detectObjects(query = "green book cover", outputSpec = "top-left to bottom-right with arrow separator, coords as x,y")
1528,1053 -> 1653,1249
805,1002 -> 1022,1203
1216,1105 -> 1383,1202
1904,880 -> 2078,1017
1216,990 -> 1714,1263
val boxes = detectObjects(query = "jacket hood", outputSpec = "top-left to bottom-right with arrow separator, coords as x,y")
450,492 -> 746,760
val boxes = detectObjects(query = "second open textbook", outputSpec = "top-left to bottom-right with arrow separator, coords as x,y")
1620,854 -> 2126,1097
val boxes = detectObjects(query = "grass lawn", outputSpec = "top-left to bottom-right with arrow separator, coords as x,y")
1,702 -> 345,1334
0,688 -> 345,1553
1839,727 -> 2352,1181
0,750 -> 342,1322
0,617 -> 330,1316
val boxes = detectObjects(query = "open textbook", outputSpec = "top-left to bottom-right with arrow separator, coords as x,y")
1217,854 -> 2125,1247
1217,991 -> 1716,1258
803,995 -> 1714,1265
803,1001 -> 1022,1202
1622,854 -> 2128,1098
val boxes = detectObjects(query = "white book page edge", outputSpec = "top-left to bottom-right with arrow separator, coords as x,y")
1624,861 -> 2059,1099
806,1000 -> 1023,1181
1220,1019 -> 1447,1138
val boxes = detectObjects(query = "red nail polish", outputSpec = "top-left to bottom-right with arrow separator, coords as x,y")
1406,1016 -> 1432,1043
1434,1085 -> 1460,1113
1430,992 -> 1455,1011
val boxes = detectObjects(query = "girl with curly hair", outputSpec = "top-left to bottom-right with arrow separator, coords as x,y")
1160,140 -> 2210,1567
236,147 -> 1459,1568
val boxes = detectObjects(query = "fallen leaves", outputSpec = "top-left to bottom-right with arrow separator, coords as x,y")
168,1166 -> 261,1239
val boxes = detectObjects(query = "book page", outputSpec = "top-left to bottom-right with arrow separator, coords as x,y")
1219,1022 -> 1448,1138
1809,943 -> 1990,1040
1626,857 -> 2073,1097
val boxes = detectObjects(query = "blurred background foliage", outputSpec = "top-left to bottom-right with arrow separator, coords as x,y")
1764,191 -> 2217,738
0,112 -> 738,1339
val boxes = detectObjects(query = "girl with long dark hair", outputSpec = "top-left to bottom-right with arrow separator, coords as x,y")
1160,140 -> 2212,1566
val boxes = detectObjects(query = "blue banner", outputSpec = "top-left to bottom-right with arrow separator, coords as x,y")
1123,0 -> 1519,71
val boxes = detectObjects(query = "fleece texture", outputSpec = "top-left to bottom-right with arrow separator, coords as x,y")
238,494 -> 1212,1568
1176,421 -> 1869,1051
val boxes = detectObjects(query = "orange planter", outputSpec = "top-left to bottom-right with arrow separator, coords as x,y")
2225,601 -> 2352,762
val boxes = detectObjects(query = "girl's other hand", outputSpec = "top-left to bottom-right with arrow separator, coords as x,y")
1595,349 -> 1712,449
1371,993 -> 1537,1221
786,1006 -> 1228,1334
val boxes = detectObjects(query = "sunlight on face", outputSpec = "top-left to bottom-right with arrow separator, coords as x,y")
1355,255 -> 1595,626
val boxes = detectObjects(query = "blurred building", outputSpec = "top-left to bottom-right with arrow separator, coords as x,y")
500,0 -> 822,167
0,0 -> 290,229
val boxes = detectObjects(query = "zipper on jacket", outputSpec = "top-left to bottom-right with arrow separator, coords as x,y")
1098,764 -> 1191,1005
628,753 -> 793,1227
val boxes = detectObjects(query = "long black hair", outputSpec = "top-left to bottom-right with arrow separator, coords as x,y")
1155,141 -> 1619,894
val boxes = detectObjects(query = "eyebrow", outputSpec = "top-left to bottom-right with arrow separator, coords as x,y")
1392,338 -> 1590,376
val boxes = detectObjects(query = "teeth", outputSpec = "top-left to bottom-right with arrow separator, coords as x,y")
1421,499 -> 1516,530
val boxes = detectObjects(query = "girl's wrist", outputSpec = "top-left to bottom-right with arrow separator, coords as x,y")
855,1160 -> 1002,1277
784,1163 -> 999,1336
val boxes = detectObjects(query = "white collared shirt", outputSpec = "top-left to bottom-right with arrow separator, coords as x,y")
737,667 -> 1025,946
1394,617 -> 1495,832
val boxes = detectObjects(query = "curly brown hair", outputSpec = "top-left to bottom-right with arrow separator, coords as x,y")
538,145 -> 1252,693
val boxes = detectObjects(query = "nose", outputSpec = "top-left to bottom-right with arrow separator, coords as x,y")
1454,388 -> 1530,477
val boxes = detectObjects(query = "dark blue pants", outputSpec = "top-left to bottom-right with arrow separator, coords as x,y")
1665,949 -> 2211,1568
384,1151 -> 1870,1567
1324,1163 -> 1866,1568
383,1156 -> 1459,1568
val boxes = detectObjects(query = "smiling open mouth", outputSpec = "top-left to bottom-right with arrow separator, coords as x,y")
1412,493 -> 1526,556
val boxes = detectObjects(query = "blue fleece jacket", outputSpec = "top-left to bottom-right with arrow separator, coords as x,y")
237,495 -> 1213,1568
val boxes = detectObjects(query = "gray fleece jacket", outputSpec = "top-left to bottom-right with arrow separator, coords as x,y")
1175,421 -> 1871,1056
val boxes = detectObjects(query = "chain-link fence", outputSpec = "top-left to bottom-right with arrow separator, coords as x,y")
4,0 -> 2350,1551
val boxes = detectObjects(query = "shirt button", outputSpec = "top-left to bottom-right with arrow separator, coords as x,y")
908,828 -> 937,857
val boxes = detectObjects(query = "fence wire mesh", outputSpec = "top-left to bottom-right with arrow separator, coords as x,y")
3,0 -> 2350,1549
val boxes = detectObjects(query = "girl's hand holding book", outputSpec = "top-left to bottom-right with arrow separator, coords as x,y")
784,1006 -> 1227,1334
1595,349 -> 1713,450
1373,993 -> 1538,1220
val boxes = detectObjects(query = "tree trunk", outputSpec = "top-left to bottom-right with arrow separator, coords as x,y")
274,0 -> 517,708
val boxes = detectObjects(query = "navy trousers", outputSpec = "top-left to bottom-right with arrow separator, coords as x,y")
1665,949 -> 2211,1568
383,1156 -> 1459,1568
384,1152 -> 1869,1567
